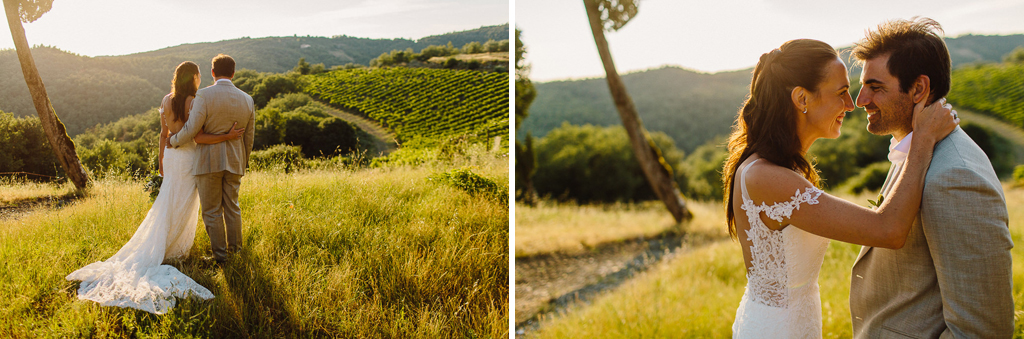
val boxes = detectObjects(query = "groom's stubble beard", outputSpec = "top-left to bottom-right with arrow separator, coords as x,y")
865,92 -> 915,137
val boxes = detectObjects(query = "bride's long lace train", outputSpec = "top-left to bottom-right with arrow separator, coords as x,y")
66,146 -> 214,314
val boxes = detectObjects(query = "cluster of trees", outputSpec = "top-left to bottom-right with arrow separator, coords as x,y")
0,111 -> 61,179
369,39 -> 510,69
254,93 -> 373,158
525,111 -> 1014,203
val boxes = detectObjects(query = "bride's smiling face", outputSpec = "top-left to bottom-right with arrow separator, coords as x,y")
798,58 -> 855,143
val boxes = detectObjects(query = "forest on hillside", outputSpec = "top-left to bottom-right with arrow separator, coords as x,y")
0,24 -> 509,136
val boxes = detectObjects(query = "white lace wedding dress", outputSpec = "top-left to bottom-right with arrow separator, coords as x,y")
731,159 -> 830,338
65,138 -> 214,314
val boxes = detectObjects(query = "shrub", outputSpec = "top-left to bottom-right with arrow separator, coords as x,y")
429,167 -> 508,204
1013,164 -> 1024,186
0,111 -> 61,179
444,58 -> 459,69
675,139 -> 727,201
532,123 -> 684,203
249,144 -> 304,172
79,139 -> 146,178
838,161 -> 891,194
960,121 -> 1014,178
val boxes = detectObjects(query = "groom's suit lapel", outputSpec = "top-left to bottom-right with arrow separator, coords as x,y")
854,162 -> 902,265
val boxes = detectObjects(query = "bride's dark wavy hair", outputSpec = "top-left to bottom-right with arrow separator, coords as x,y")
722,39 -> 838,239
169,61 -> 200,123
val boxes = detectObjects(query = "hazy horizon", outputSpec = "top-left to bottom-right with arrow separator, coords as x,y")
0,0 -> 509,58
0,22 -> 511,58
516,0 -> 1024,82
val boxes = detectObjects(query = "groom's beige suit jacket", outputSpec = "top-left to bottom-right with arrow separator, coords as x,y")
850,127 -> 1014,338
169,79 -> 255,175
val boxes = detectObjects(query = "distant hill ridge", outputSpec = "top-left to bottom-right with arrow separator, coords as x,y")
0,23 -> 509,136
520,34 -> 1024,153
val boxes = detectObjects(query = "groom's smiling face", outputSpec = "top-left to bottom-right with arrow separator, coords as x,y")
856,54 -> 915,139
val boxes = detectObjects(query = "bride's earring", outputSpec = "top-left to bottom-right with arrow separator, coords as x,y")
802,107 -> 808,114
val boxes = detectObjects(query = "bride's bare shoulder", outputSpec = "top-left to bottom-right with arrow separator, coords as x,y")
742,157 -> 817,205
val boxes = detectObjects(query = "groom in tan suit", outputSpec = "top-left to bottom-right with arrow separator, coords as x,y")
849,18 -> 1013,338
169,54 -> 256,264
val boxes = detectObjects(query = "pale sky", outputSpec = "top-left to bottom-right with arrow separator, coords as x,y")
0,0 -> 509,57
516,0 -> 1024,82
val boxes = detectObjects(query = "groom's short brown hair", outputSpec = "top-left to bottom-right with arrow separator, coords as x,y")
853,17 -> 950,104
212,54 -> 235,78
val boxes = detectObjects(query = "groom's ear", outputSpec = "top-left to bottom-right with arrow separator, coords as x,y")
910,75 -> 931,104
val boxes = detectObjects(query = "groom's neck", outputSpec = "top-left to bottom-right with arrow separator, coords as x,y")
214,76 -> 232,82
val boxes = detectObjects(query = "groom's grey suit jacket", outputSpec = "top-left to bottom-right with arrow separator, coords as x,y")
169,80 -> 255,175
850,127 -> 1014,338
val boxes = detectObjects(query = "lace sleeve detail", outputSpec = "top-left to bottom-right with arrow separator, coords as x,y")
759,187 -> 824,223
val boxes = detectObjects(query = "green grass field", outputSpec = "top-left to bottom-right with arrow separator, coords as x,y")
519,188 -> 1024,338
0,158 -> 509,338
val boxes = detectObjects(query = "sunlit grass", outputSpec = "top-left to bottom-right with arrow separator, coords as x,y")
523,187 -> 1024,337
514,200 -> 726,258
0,159 -> 508,337
0,176 -> 77,206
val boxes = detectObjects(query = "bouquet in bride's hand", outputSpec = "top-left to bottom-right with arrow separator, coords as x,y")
143,171 -> 162,201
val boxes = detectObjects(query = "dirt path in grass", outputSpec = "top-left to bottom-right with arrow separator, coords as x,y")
0,195 -> 78,221
514,233 -> 726,337
320,105 -> 398,156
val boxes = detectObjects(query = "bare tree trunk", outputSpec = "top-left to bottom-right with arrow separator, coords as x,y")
584,0 -> 691,222
3,0 -> 89,189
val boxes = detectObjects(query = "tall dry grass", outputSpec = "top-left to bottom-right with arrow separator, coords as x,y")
0,159 -> 509,338
524,187 -> 1024,337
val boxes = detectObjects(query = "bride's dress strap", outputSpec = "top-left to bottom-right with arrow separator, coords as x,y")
740,158 -> 824,222
740,158 -> 760,202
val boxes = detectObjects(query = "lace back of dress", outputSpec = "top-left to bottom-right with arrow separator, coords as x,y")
739,159 -> 825,309
739,159 -> 789,308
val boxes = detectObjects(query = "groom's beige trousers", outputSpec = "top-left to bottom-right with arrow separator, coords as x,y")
197,171 -> 242,260
168,79 -> 256,262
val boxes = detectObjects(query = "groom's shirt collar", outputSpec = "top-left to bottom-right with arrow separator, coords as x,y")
216,78 -> 233,85
888,131 -> 913,164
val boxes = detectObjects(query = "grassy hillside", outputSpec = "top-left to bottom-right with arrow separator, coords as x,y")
0,24 -> 509,136
306,68 -> 509,145
0,158 -> 509,337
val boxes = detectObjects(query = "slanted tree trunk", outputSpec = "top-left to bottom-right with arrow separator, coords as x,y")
3,0 -> 89,189
584,0 -> 691,222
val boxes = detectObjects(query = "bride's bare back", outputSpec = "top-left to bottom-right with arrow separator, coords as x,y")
161,93 -> 192,137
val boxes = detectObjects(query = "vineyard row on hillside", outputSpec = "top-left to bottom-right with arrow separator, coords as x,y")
304,67 -> 509,145
949,64 -> 1024,127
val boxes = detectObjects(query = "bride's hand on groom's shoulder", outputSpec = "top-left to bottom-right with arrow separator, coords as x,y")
913,97 -> 959,145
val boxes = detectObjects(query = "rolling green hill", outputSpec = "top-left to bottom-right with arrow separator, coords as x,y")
520,34 -> 1024,154
0,24 -> 509,136
305,68 -> 509,145
518,66 -> 750,153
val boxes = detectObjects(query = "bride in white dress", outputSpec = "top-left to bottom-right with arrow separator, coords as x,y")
66,61 -> 245,314
722,39 -> 958,338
